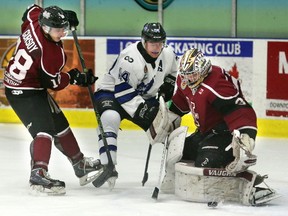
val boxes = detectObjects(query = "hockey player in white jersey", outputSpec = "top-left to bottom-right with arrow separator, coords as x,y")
92,23 -> 179,189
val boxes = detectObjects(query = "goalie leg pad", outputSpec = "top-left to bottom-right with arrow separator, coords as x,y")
161,126 -> 188,193
174,162 -> 275,205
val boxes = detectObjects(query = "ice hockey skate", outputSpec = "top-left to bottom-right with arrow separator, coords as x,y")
252,186 -> 281,206
92,164 -> 118,190
251,177 -> 282,206
73,157 -> 103,186
29,168 -> 66,195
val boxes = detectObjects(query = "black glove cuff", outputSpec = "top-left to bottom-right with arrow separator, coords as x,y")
169,102 -> 187,117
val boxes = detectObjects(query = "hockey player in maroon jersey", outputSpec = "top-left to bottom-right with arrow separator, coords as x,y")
169,48 -> 257,172
4,5 -> 100,195
159,48 -> 279,205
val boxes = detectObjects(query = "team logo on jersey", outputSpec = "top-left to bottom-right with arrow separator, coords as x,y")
180,77 -> 187,90
135,0 -> 174,11
144,65 -> 148,74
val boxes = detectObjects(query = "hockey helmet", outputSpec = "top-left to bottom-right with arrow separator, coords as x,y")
141,22 -> 166,43
179,48 -> 211,89
39,6 -> 69,29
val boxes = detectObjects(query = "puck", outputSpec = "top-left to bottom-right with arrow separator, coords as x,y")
207,201 -> 218,207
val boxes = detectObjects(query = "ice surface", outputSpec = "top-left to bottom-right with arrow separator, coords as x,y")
0,123 -> 287,216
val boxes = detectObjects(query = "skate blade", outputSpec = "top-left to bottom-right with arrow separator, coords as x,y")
254,193 -> 282,206
30,185 -> 66,196
107,176 -> 117,191
79,169 -> 104,186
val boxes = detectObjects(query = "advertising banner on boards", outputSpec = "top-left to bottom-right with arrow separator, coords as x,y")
107,38 -> 254,102
266,41 -> 288,117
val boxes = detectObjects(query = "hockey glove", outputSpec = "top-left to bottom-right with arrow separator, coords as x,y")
225,130 -> 257,173
68,68 -> 98,86
158,74 -> 176,102
64,10 -> 79,28
134,100 -> 159,131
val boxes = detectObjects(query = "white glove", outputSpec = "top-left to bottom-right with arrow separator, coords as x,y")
146,96 -> 169,145
225,130 -> 257,173
146,97 -> 181,145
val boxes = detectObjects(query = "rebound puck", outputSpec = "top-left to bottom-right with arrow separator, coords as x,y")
207,201 -> 218,207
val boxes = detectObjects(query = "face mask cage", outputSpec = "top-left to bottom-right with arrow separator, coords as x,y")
179,49 -> 211,89
180,70 -> 202,89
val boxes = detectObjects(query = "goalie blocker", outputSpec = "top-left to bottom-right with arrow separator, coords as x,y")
174,163 -> 281,206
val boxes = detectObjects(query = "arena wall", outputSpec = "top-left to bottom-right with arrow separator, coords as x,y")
1,36 -> 287,138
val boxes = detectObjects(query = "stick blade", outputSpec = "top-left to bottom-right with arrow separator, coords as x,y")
142,172 -> 148,186
152,187 -> 159,200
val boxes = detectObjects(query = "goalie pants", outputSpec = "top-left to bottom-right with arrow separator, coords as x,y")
5,88 -> 83,170
182,127 -> 234,168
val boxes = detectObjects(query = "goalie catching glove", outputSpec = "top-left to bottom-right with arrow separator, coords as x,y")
68,68 -> 98,86
225,130 -> 257,173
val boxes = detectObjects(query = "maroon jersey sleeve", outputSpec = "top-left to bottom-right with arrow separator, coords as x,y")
171,75 -> 191,114
4,5 -> 70,91
205,66 -> 257,133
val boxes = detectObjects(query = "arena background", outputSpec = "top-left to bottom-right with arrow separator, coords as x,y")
0,0 -> 288,138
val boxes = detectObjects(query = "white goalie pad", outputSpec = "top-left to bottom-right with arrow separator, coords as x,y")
161,126 -> 188,193
166,126 -> 188,170
175,162 -> 262,205
146,96 -> 181,145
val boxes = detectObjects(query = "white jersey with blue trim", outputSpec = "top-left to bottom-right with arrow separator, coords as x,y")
97,41 -> 178,117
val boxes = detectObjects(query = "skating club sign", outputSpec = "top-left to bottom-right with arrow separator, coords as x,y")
266,41 -> 288,117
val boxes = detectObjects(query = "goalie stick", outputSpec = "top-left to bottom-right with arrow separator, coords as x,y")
71,27 -> 115,182
142,143 -> 152,186
143,93 -> 167,187
152,137 -> 168,200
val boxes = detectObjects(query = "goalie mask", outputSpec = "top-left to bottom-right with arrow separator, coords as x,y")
179,48 -> 211,89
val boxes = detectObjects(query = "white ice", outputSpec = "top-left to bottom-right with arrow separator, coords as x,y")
0,123 -> 287,216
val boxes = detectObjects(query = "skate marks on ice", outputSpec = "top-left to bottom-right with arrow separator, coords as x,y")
0,124 -> 287,216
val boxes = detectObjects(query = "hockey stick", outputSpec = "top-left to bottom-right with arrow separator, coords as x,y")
152,137 -> 168,200
142,143 -> 152,186
71,27 -> 114,169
